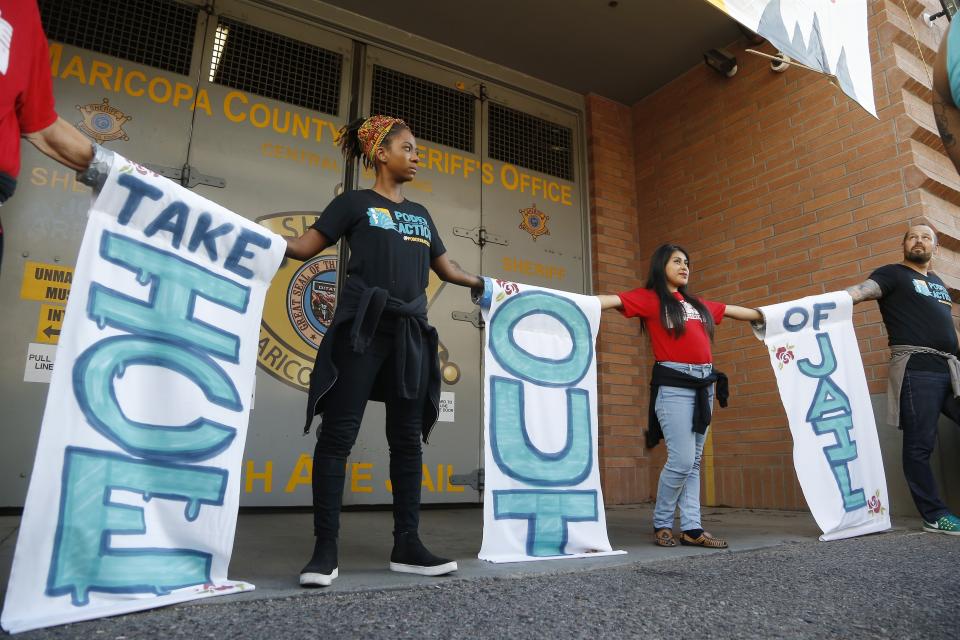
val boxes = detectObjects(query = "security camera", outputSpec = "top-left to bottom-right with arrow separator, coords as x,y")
770,52 -> 791,73
704,48 -> 738,78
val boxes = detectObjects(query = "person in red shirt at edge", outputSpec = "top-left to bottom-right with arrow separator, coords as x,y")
1,0 -> 95,272
597,243 -> 762,549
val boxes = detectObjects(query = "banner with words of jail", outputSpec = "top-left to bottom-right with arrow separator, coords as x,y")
759,291 -> 890,541
1,155 -> 285,633
477,278 -> 623,562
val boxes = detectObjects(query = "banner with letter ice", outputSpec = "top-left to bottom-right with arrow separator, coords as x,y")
1,156 -> 284,633
759,291 -> 890,541
477,278 -> 623,562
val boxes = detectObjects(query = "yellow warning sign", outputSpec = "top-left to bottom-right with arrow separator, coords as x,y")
20,261 -> 73,303
35,304 -> 66,344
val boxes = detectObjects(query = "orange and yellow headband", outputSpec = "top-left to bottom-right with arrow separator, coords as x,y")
358,115 -> 407,163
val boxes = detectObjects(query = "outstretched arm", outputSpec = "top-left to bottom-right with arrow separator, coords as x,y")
845,279 -> 882,305
597,294 -> 623,311
23,117 -> 94,171
724,305 -> 762,321
285,228 -> 332,261
431,253 -> 483,290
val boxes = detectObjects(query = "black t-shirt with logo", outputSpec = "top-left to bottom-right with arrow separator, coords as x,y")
311,189 -> 446,303
870,263 -> 958,372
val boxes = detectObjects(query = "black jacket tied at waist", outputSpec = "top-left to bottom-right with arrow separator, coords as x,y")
646,363 -> 729,449
303,276 -> 441,442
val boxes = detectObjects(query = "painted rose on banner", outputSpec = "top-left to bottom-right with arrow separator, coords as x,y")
772,344 -> 796,369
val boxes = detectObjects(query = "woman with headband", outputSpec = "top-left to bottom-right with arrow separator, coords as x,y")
285,115 -> 483,587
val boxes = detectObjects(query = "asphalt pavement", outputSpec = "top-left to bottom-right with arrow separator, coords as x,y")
2,506 -> 957,638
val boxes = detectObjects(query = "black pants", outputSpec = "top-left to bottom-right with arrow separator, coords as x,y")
312,326 -> 427,539
899,369 -> 960,522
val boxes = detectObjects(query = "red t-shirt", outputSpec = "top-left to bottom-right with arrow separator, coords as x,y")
618,288 -> 725,364
0,0 -> 58,183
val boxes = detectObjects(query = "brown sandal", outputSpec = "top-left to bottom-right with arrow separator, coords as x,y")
654,528 -> 677,547
679,531 -> 728,549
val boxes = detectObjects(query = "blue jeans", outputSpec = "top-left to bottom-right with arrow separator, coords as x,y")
653,362 -> 714,531
900,369 -> 958,522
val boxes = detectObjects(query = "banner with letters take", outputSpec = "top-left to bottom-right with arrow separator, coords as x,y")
1,156 -> 284,633
477,278 -> 623,562
759,291 -> 890,541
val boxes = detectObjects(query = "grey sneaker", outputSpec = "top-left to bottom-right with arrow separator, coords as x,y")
922,514 -> 960,536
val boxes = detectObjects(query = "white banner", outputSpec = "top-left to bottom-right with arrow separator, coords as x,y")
478,278 -> 623,562
705,0 -> 876,116
1,157 -> 284,633
760,291 -> 890,541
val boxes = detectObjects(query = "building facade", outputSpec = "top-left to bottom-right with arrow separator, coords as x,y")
1,0 -> 956,516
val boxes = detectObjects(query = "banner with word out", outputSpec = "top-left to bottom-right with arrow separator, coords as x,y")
759,291 -> 890,541
1,156 -> 285,633
478,278 -> 623,562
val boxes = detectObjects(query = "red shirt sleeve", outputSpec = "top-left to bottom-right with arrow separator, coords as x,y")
618,288 -> 657,319
704,299 -> 726,325
16,10 -> 57,135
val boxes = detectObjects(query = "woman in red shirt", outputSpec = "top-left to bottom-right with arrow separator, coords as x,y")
598,243 -> 761,549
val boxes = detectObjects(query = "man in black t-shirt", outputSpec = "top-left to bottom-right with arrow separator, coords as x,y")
847,224 -> 960,535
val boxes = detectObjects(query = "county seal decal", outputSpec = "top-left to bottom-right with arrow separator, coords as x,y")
256,212 -> 339,391
256,211 -> 462,392
76,98 -> 131,143
519,203 -> 550,241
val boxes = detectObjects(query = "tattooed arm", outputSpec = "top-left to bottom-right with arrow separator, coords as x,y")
933,27 -> 960,174
845,279 -> 882,305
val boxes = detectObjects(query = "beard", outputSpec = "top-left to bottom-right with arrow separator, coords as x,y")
904,247 -> 932,264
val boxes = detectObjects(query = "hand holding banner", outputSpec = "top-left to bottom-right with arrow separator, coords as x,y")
758,291 -> 890,541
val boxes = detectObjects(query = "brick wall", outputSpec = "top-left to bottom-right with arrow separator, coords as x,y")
588,0 -> 960,508
585,94 -> 651,504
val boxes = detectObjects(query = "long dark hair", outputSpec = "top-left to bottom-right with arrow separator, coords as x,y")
337,116 -> 411,171
643,243 -> 715,340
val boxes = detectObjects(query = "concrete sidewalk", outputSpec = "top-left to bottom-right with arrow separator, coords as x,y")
0,504 -> 919,606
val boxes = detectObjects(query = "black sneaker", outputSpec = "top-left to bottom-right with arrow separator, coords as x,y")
390,532 -> 458,576
299,537 -> 338,587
